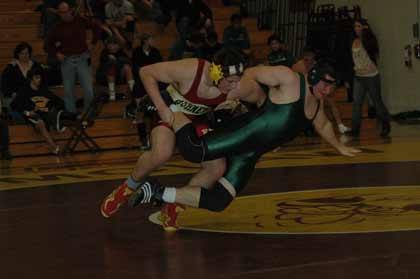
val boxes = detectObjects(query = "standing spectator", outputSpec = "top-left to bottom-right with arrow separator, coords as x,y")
11,68 -> 77,155
96,36 -> 135,101
105,0 -> 136,47
39,0 -> 76,39
223,13 -> 250,51
350,18 -> 391,137
1,43 -> 44,111
175,0 -> 213,40
131,33 -> 163,149
47,1 -> 94,116
266,33 -> 295,67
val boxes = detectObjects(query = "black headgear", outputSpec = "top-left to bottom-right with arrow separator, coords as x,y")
308,62 -> 336,86
210,48 -> 246,85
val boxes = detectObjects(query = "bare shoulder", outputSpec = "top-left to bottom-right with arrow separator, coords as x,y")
151,58 -> 199,77
292,59 -> 306,74
244,65 -> 296,85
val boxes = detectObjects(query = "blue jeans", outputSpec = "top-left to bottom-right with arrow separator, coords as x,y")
60,52 -> 94,114
351,74 -> 390,132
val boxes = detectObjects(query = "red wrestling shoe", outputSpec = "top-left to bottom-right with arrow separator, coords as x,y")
159,203 -> 185,232
100,182 -> 134,218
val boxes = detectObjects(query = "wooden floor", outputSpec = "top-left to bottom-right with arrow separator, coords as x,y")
2,120 -> 420,279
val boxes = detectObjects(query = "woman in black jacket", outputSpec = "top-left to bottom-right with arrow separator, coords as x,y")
1,42 -> 44,104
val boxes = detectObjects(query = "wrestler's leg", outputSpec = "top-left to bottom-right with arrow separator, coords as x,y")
173,158 -> 227,207
100,125 -> 175,217
130,151 -> 259,210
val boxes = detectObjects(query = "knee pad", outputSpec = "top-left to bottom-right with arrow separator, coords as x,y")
175,123 -> 205,163
199,182 -> 234,212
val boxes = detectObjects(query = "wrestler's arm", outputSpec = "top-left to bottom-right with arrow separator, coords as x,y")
291,60 -> 307,74
313,104 -> 361,157
244,65 -> 297,87
140,59 -> 196,122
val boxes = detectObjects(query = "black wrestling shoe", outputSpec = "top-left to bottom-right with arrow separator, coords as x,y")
380,121 -> 391,138
128,178 -> 164,208
368,107 -> 377,119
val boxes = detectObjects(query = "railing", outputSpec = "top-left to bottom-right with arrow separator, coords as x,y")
241,0 -> 316,57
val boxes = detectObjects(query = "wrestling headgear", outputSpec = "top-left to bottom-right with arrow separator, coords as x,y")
308,62 -> 336,86
210,48 -> 246,85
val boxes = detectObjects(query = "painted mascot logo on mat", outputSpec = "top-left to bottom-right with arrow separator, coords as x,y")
149,186 -> 420,234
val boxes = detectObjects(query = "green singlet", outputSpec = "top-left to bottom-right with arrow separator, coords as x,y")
203,73 -> 312,193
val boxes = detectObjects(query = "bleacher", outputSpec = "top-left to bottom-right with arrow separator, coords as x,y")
1,0 -> 362,157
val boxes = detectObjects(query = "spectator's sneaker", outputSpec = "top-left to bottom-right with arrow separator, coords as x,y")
128,179 -> 164,208
338,123 -> 351,134
159,203 -> 185,232
380,121 -> 391,138
100,182 -> 134,218
123,102 -> 138,119
368,107 -> 376,119
109,91 -> 116,101
139,137 -> 151,151
52,146 -> 61,156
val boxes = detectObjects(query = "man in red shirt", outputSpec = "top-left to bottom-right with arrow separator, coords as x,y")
47,1 -> 94,116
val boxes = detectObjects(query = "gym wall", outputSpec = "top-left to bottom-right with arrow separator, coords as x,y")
317,0 -> 420,114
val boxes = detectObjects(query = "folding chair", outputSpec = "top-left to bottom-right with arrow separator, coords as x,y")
63,93 -> 104,154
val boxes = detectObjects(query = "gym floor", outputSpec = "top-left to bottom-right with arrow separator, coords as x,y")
1,119 -> 420,279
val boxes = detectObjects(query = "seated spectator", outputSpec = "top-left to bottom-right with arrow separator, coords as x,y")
104,0 -> 136,48
223,13 -> 250,51
202,31 -> 223,61
0,100 -> 12,160
96,36 -> 135,101
1,42 -> 44,112
11,68 -> 77,155
169,26 -> 207,60
175,0 -> 213,40
85,0 -> 111,44
292,48 -> 351,134
131,33 -> 163,149
266,33 -> 295,67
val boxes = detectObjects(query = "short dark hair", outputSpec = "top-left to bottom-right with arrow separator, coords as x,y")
230,13 -> 242,23
139,33 -> 152,45
302,46 -> 315,56
267,33 -> 284,45
14,42 -> 32,59
213,47 -> 246,69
